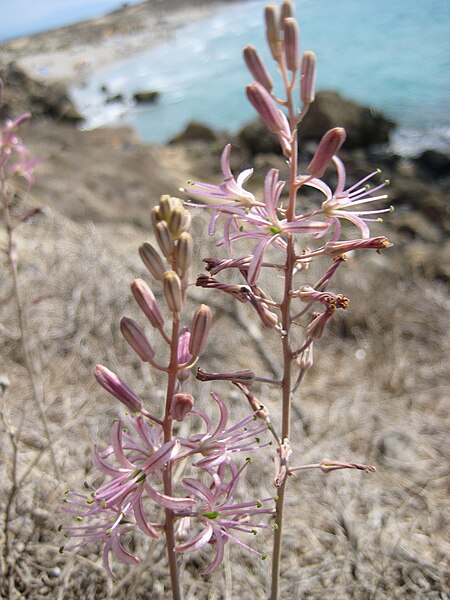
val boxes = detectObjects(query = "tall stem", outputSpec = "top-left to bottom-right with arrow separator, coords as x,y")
270,65 -> 299,600
163,317 -> 182,600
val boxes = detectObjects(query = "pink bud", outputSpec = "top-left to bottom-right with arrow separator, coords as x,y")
168,207 -> 191,238
307,128 -> 346,178
280,1 -> 294,21
159,195 -> 182,221
171,393 -> 194,421
94,364 -> 142,412
283,18 -> 300,72
120,317 -> 155,362
139,243 -> 166,281
243,45 -> 274,92
189,304 -> 212,357
131,279 -> 165,329
246,83 -> 287,135
301,51 -> 317,105
177,327 -> 192,382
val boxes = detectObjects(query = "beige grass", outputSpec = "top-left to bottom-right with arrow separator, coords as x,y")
1,184 -> 449,599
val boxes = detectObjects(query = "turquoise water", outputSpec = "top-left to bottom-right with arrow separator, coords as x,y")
70,0 -> 450,154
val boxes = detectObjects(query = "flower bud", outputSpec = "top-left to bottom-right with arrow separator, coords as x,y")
168,206 -> 191,238
151,206 -> 162,228
139,243 -> 166,281
175,231 -> 193,278
131,279 -> 165,329
177,327 -> 192,382
163,271 -> 183,314
170,393 -> 194,422
155,221 -> 174,258
265,4 -> 281,60
94,364 -> 142,413
189,304 -> 212,357
159,195 -> 183,221
120,317 -> 155,362
243,45 -> 274,92
301,51 -> 317,105
307,128 -> 346,178
246,83 -> 287,134
283,18 -> 300,72
280,1 -> 294,21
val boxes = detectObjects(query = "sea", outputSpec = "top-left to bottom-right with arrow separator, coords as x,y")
3,0 -> 450,155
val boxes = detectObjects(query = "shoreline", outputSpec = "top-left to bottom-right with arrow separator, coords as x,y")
0,0 -> 244,85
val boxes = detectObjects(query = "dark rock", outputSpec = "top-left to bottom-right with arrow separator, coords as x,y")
237,118 -> 281,156
414,149 -> 450,179
0,62 -> 83,123
105,93 -> 124,104
133,90 -> 160,104
169,120 -> 218,145
100,84 -> 109,93
298,90 -> 396,149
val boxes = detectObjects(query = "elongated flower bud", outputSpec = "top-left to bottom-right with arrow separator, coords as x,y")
243,45 -> 274,92
280,1 -> 294,21
169,207 -> 191,238
159,195 -> 182,221
296,343 -> 313,370
307,308 -> 334,340
175,231 -> 193,278
163,271 -> 183,314
189,304 -> 212,357
131,278 -> 165,329
139,243 -> 166,281
155,221 -> 174,258
151,206 -> 162,228
94,364 -> 142,413
246,83 -> 287,134
308,127 -> 346,178
178,327 -> 192,381
265,4 -> 281,60
120,317 -> 155,362
171,393 -> 194,421
283,18 -> 300,72
301,51 -> 317,105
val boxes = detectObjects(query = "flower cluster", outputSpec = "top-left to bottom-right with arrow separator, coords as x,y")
0,81 -> 38,189
64,1 -> 386,597
61,194 -> 275,578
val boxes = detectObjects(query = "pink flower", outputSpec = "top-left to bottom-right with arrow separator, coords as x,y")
216,169 -> 328,284
182,144 -> 257,209
61,494 -> 141,579
175,466 -> 274,574
179,392 -> 271,470
302,156 -> 390,238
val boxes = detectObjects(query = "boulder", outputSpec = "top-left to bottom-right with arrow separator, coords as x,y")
169,120 -> 218,144
133,90 -> 160,104
298,90 -> 396,149
414,149 -> 450,179
237,118 -> 280,156
105,93 -> 124,104
0,62 -> 83,123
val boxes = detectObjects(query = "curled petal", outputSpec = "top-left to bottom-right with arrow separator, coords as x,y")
175,523 -> 214,553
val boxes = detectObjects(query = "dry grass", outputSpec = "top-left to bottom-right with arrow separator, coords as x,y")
1,191 -> 449,599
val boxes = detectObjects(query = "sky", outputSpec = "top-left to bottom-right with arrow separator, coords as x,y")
0,0 -> 144,42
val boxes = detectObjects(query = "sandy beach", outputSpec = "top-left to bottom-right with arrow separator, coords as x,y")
0,0 -> 243,84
